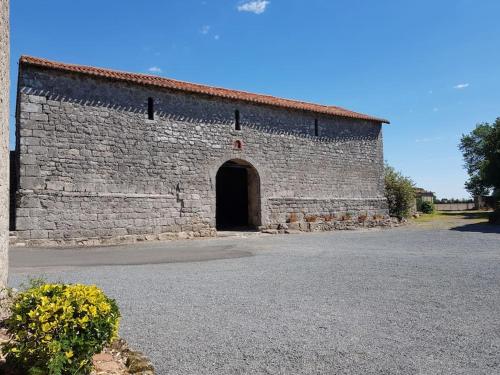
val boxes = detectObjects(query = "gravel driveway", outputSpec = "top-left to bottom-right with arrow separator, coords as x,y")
8,223 -> 500,374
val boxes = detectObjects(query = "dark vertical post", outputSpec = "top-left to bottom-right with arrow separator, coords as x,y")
235,110 -> 241,130
148,97 -> 154,120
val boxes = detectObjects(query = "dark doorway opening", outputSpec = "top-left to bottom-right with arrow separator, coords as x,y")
216,160 -> 260,230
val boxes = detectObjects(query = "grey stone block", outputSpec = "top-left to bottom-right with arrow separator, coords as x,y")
28,95 -> 47,104
20,102 -> 42,113
30,113 -> 49,122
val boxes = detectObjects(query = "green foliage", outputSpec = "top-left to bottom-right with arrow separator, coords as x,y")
3,282 -> 120,375
384,164 -> 416,219
459,118 -> 500,196
420,201 -> 435,214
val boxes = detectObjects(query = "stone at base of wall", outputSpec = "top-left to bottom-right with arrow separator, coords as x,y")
10,229 -> 218,248
10,217 -> 401,247
14,219 -> 401,244
266,215 -> 398,234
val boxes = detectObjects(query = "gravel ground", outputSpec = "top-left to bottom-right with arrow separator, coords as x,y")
8,224 -> 500,374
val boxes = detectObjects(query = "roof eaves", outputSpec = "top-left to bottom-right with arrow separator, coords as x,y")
19,55 -> 390,124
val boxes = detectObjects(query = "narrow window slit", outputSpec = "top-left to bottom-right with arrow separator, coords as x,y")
314,119 -> 319,136
148,97 -> 154,120
235,110 -> 241,130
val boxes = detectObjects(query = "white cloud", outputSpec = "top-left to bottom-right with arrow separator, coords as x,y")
148,66 -> 162,73
433,107 -> 439,112
201,25 -> 211,34
453,83 -> 469,89
237,0 -> 270,14
214,34 -> 220,40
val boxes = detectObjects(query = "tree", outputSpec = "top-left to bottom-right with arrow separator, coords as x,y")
459,118 -> 500,197
384,164 -> 416,219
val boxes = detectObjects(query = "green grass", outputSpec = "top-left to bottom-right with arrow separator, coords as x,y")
412,211 -> 445,223
412,210 -> 490,223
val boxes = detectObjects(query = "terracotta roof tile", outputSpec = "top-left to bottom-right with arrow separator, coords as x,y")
20,56 -> 389,124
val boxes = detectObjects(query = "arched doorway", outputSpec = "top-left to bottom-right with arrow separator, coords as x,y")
216,159 -> 261,230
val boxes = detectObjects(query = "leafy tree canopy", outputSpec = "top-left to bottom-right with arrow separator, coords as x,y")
459,118 -> 500,197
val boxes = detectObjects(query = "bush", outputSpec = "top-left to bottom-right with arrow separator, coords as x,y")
420,201 -> 435,214
3,282 -> 120,375
384,165 -> 416,219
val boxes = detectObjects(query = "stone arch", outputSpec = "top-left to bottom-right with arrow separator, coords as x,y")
214,158 -> 261,230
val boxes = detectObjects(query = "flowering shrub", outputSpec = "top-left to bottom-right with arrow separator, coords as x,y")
3,282 -> 120,375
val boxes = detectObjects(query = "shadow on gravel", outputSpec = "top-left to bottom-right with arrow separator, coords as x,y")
450,222 -> 500,234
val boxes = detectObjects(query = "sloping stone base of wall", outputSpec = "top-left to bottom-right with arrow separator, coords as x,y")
263,215 -> 396,234
11,229 -> 217,248
266,197 -> 390,230
11,221 -> 398,247
10,219 -> 398,248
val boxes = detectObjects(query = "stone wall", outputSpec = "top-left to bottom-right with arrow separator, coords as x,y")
14,63 -> 388,244
0,0 -> 9,283
434,203 -> 475,211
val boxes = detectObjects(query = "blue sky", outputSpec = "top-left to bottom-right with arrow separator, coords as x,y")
8,0 -> 500,198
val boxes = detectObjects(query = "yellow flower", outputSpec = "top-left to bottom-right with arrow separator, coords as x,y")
78,315 -> 89,327
39,313 -> 49,322
41,322 -> 51,332
88,305 -> 97,316
65,350 -> 74,359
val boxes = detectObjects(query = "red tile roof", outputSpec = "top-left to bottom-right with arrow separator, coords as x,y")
20,56 -> 389,124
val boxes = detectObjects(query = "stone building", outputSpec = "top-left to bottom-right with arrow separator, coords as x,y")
12,56 -> 390,245
414,188 -> 436,203
0,0 -> 9,284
